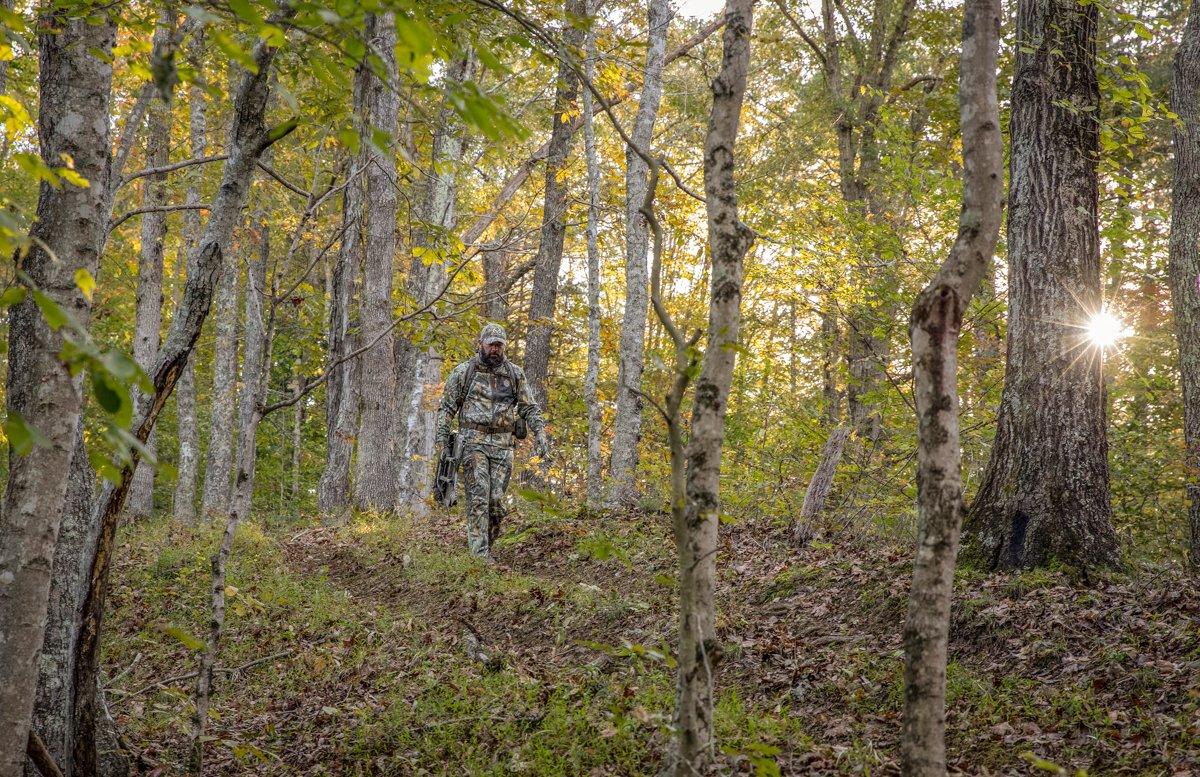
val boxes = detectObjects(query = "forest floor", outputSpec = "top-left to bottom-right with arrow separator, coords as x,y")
103,494 -> 1200,776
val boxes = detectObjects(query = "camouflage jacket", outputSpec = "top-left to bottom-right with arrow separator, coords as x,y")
435,357 -> 545,449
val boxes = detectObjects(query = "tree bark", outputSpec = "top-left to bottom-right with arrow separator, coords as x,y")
674,2 -> 754,772
795,426 -> 850,538
900,0 -> 1003,769
200,246 -> 241,518
71,30 -> 294,773
1170,1 -> 1200,570
354,12 -> 401,513
608,0 -> 673,507
523,0 -> 586,407
0,9 -> 115,774
172,29 -> 208,525
126,91 -> 172,521
582,16 -> 604,510
396,51 -> 476,509
964,0 -> 1121,571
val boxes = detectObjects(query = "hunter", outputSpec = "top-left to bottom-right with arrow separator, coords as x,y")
434,323 -> 549,561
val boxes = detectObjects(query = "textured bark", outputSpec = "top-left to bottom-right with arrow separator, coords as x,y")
523,0 -> 587,407
228,222 -> 270,521
396,52 -> 476,508
200,246 -> 241,518
173,32 -> 208,525
1170,3 -> 1200,570
482,246 -> 509,320
674,2 -> 754,772
900,0 -> 1003,770
126,93 -> 172,521
354,12 -> 400,512
795,426 -> 850,534
0,10 -> 114,775
608,0 -> 674,507
582,20 -> 604,510
189,224 -> 272,773
964,0 -> 1121,571
72,30 -> 293,773
318,73 -> 368,516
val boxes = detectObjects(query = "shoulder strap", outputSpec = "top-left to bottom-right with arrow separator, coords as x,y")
456,360 -> 478,413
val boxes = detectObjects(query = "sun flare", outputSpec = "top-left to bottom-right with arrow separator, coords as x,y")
1086,309 -> 1128,348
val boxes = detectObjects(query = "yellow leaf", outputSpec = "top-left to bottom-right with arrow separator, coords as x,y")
225,585 -> 238,598
73,268 -> 95,301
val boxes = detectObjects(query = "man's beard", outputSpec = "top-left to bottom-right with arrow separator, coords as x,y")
480,349 -> 504,368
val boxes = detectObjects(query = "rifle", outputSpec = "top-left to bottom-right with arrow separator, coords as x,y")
432,430 -> 465,506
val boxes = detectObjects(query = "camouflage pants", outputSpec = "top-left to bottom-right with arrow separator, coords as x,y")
461,443 -> 513,556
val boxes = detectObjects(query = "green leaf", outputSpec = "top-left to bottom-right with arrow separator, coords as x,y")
156,623 -> 205,651
4,412 -> 48,456
73,268 -> 96,301
32,291 -> 68,330
211,30 -> 258,73
0,286 -> 26,308
92,370 -> 132,426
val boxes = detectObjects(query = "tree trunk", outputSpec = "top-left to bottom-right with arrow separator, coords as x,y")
1170,2 -> 1200,570
354,12 -> 400,513
482,245 -> 509,320
582,17 -> 604,510
71,30 -> 293,773
523,0 -> 586,407
964,0 -> 1121,571
608,0 -> 673,507
674,2 -> 754,772
396,52 -> 476,509
228,221 -> 270,520
900,0 -> 1003,769
200,248 -> 241,518
795,426 -> 850,537
821,305 -> 841,426
126,93 -> 171,521
318,173 -> 363,516
0,9 -> 115,774
172,30 -> 208,526
291,374 -> 305,518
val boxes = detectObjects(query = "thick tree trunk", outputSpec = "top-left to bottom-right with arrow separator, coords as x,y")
396,52 -> 475,509
900,0 -> 1003,770
523,0 -> 586,407
71,31 -> 293,773
354,12 -> 400,513
964,0 -> 1121,571
173,31 -> 208,525
126,94 -> 171,521
582,19 -> 604,510
200,251 -> 241,518
1170,2 -> 1200,570
0,10 -> 115,774
795,426 -> 850,537
482,245 -> 509,320
608,0 -> 673,507
674,2 -> 754,772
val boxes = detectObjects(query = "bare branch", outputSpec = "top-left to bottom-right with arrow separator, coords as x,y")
109,203 -> 210,232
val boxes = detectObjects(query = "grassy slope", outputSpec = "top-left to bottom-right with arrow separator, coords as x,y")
103,501 -> 1200,775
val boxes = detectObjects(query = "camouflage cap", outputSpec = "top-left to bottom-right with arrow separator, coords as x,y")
480,322 -> 507,345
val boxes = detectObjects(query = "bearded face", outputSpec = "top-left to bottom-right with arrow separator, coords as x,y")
480,342 -> 504,367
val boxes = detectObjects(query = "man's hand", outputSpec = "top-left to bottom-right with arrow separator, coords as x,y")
533,431 -> 550,461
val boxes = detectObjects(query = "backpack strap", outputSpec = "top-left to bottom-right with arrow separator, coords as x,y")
455,359 -> 479,414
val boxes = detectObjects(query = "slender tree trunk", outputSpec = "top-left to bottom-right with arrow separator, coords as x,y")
964,0 -> 1121,571
1170,2 -> 1200,570
173,30 -> 208,525
608,0 -> 673,507
674,2 -> 754,772
0,10 -> 115,774
523,0 -> 586,407
228,221 -> 270,518
71,30 -> 294,772
795,426 -> 850,536
396,52 -> 476,508
126,93 -> 171,521
582,17 -> 604,510
200,253 -> 241,518
291,374 -> 305,517
482,245 -> 509,320
355,12 -> 400,513
900,0 -> 1003,769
